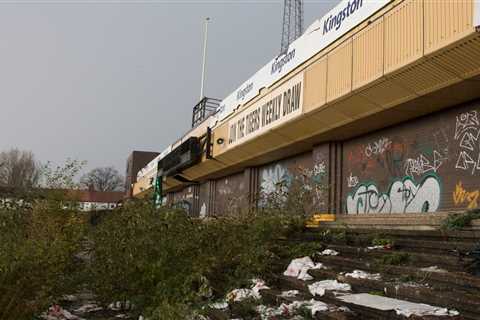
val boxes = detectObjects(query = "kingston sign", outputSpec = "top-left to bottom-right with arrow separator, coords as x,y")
323,0 -> 365,34
216,0 -> 392,123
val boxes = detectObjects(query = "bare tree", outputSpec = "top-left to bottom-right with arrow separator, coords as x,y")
0,148 -> 41,189
80,166 -> 124,192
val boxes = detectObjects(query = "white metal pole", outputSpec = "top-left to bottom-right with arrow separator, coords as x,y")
200,17 -> 210,100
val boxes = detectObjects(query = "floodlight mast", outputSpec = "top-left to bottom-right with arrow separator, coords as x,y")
200,17 -> 210,100
280,0 -> 304,55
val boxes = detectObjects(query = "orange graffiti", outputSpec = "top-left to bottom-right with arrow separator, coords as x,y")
453,181 -> 479,209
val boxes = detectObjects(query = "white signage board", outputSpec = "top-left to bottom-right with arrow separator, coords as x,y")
475,0 -> 480,28
227,72 -> 303,148
216,0 -> 392,123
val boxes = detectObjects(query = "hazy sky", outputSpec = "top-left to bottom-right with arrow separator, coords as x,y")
0,0 -> 334,175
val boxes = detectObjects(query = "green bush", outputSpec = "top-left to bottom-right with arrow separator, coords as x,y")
441,209 -> 480,231
0,205 -> 86,319
88,200 -> 304,318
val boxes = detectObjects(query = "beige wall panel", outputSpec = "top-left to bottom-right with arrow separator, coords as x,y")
424,0 -> 474,55
326,39 -> 353,103
352,18 -> 384,90
430,35 -> 480,79
334,95 -> 383,120
304,57 -> 327,113
359,79 -> 416,109
384,0 -> 423,74
389,59 -> 461,96
212,123 -> 229,157
273,115 -> 327,141
311,106 -> 351,129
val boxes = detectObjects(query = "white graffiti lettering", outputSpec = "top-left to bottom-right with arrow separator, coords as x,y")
454,110 -> 480,175
365,137 -> 392,158
346,176 -> 441,214
347,173 -> 359,188
260,164 -> 291,196
404,151 -> 446,177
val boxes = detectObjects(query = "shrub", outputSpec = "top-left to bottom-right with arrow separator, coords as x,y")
0,205 -> 86,319
441,209 -> 480,231
88,200 -> 304,318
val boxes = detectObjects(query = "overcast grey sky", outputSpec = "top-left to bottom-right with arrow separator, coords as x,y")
0,0 -> 334,175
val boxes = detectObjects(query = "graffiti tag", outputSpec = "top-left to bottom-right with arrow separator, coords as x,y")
347,173 -> 359,188
365,137 -> 392,158
404,151 -> 446,177
346,176 -> 441,214
260,164 -> 291,196
453,181 -> 479,209
454,110 -> 480,174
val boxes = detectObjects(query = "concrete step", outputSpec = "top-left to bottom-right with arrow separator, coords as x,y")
313,255 -> 480,294
323,244 -> 474,272
275,276 -> 464,320
295,231 -> 476,256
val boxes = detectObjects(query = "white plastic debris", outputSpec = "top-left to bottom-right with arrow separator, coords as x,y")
42,305 -> 84,320
319,249 -> 339,256
308,280 -> 351,297
338,293 -> 459,317
284,256 -> 326,281
226,288 -> 257,302
345,270 -> 381,281
74,303 -> 103,314
257,299 -> 334,319
226,279 -> 269,302
366,245 -> 385,251
209,301 -> 228,309
251,278 -> 270,295
61,295 -> 78,302
420,266 -> 447,273
279,290 -> 300,297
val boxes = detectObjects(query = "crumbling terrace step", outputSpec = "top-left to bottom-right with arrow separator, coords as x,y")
335,274 -> 480,320
313,255 -> 480,294
295,232 -> 476,255
274,276 -> 464,320
323,244 -> 473,271
319,228 -> 480,242
306,269 -> 480,319
259,289 -> 356,320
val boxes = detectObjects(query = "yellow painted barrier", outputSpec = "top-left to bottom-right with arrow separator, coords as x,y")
305,213 -> 336,228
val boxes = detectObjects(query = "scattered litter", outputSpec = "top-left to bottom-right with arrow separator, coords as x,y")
42,305 -> 84,320
344,269 -> 381,281
318,249 -> 339,256
108,301 -> 134,311
227,288 -> 257,302
279,290 -> 300,298
256,305 -> 282,319
226,279 -> 269,302
209,301 -> 228,309
74,303 -> 103,314
258,299 -> 350,319
61,295 -> 78,302
284,256 -> 326,281
366,245 -> 385,251
421,266 -> 447,273
338,293 -> 459,317
308,280 -> 351,297
251,278 -> 270,294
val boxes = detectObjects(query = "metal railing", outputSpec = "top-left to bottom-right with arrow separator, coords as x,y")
192,97 -> 221,128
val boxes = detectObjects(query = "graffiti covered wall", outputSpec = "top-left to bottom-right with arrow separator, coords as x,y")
171,186 -> 196,216
258,150 -> 330,213
343,100 -> 480,214
214,171 -> 248,216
